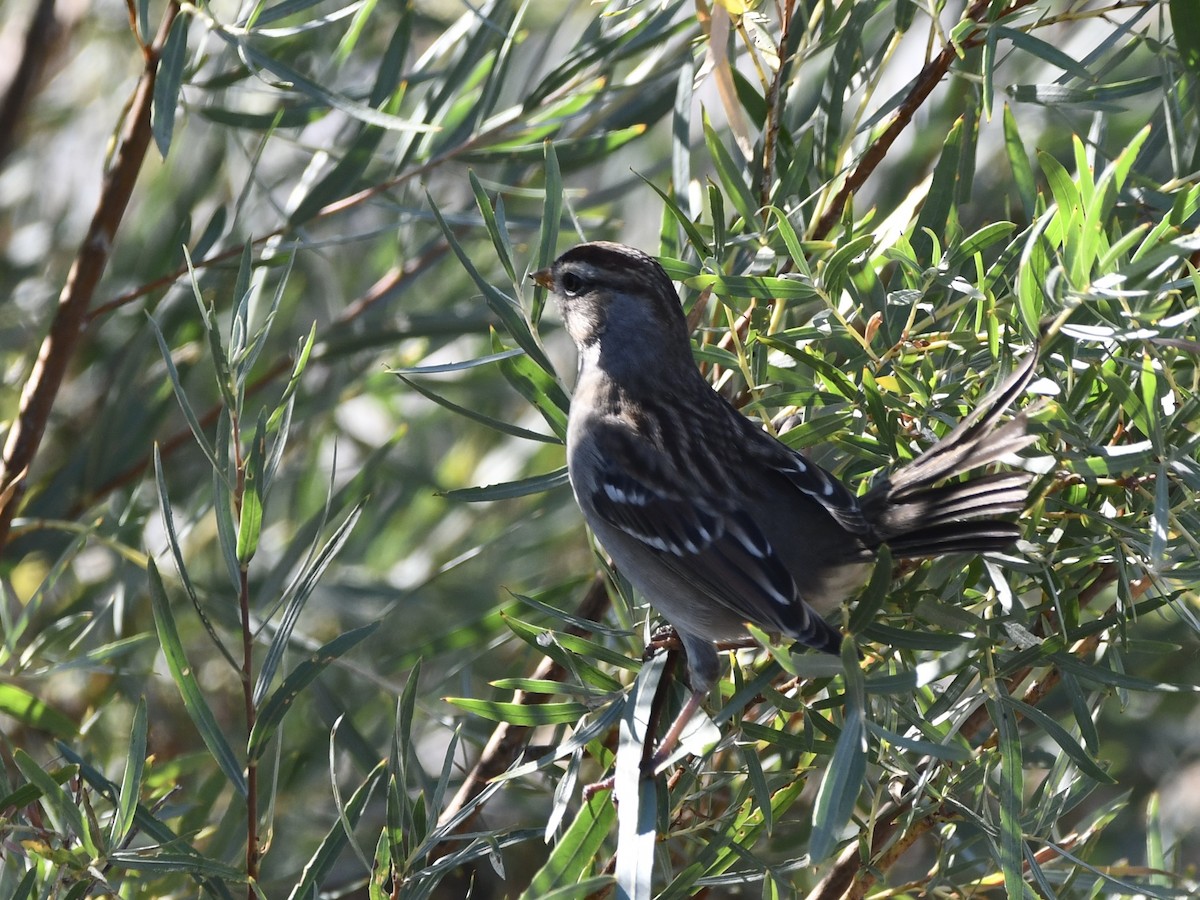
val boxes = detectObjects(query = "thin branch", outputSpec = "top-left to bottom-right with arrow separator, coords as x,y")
0,2 -> 183,554
810,0 -> 1040,240
0,0 -> 64,168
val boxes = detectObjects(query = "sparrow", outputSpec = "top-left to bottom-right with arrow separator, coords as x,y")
532,241 -> 1036,768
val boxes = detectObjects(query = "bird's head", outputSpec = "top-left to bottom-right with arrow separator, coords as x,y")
532,242 -> 692,369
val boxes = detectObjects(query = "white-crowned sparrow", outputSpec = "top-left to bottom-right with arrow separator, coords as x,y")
532,241 -> 1036,768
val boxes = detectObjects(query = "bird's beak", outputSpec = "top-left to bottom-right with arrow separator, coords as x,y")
531,268 -> 554,290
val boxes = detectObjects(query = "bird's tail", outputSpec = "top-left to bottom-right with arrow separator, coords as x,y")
862,350 -> 1038,557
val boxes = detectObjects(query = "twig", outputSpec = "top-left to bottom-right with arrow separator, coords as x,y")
810,0 -> 1040,240
0,2 -> 183,555
0,0 -> 63,168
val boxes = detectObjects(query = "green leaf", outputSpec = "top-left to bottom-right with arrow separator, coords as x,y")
0,761 -> 75,813
865,720 -> 972,762
502,615 -> 624,693
994,24 -> 1095,82
519,792 -> 617,898
287,131 -> 385,227
285,768 -> 384,900
809,640 -> 866,862
640,174 -> 712,257
987,688 -> 1026,900
154,445 -> 237,669
249,623 -> 380,760
110,697 -> 148,847
615,652 -> 665,899
444,697 -> 590,725
441,466 -> 570,502
469,171 -> 518,285
1172,0 -> 1200,72
821,233 -> 876,295
12,751 -> 96,857
147,312 -> 222,477
254,502 -> 364,705
397,374 -> 559,444
148,559 -> 247,796
912,116 -> 965,261
1001,694 -> 1114,784
236,411 -> 267,565
534,142 -> 564,323
214,28 -> 438,135
267,323 -> 317,432
151,14 -> 190,157
702,109 -> 759,229
0,683 -> 76,739
495,330 -> 570,438
684,272 -> 820,301
429,194 -> 557,375
1003,105 -> 1036,220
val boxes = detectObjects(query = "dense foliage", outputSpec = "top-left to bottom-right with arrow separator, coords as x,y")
1,0 -> 1198,897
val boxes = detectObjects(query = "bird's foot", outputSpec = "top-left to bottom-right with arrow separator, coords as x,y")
644,625 -> 682,660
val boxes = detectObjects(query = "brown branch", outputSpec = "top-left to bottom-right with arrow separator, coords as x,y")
0,2 -> 182,555
0,0 -> 64,168
810,0 -> 1040,240
758,1 -> 799,211
431,574 -> 612,856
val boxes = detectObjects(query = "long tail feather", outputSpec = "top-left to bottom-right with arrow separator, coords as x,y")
863,351 -> 1037,556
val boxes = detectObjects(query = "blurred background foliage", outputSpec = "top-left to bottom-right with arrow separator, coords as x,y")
1,0 -> 1198,896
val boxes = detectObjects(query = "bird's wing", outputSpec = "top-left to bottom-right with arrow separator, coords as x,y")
585,425 -> 842,654
736,418 -> 873,536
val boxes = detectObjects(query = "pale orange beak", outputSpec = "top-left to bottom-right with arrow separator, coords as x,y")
531,268 -> 554,290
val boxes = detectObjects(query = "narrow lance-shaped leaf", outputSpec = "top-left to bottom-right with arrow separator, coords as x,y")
444,698 -> 589,726
397,373 -> 560,444
494,329 -> 569,438
266,326 -> 316,434
154,445 -> 237,668
148,559 -> 248,796
519,792 -> 617,899
428,193 -> 557,376
987,687 -> 1026,900
147,311 -> 222,477
286,763 -> 387,900
254,502 -> 364,705
12,751 -> 96,857
615,651 -> 666,900
151,13 -> 190,158
239,251 -> 295,383
249,623 -> 380,760
809,638 -> 867,862
0,683 -> 76,739
110,697 -> 148,847
533,141 -> 564,324
236,410 -> 267,566
702,109 -> 760,229
470,171 -> 518,285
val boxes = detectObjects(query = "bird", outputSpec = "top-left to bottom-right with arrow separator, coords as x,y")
531,240 -> 1037,771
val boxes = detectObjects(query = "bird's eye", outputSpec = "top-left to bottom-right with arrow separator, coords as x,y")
560,272 -> 584,295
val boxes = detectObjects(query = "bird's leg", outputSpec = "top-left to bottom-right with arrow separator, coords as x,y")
643,687 -> 705,775
583,644 -> 681,799
585,632 -> 729,796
